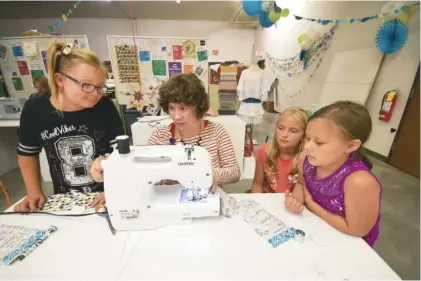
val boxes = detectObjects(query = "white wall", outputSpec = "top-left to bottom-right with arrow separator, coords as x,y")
256,1 -> 420,157
0,18 -> 255,64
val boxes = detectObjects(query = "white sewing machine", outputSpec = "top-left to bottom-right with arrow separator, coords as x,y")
102,136 -> 221,231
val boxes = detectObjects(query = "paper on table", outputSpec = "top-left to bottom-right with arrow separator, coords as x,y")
0,224 -> 57,265
219,190 -> 296,247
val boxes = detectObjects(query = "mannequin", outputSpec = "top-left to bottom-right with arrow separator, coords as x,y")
236,60 -> 266,131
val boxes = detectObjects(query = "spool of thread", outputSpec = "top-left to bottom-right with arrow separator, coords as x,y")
116,135 -> 130,154
294,229 -> 305,243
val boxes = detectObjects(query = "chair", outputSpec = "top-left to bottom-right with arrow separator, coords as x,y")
0,178 -> 11,207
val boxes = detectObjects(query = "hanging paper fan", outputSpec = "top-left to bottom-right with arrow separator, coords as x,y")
376,20 -> 408,54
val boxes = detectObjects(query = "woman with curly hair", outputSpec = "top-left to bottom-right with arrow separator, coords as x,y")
148,73 -> 240,190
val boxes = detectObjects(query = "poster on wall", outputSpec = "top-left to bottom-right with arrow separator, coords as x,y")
11,77 -> 24,92
183,64 -> 194,74
168,62 -> 182,77
182,40 -> 196,58
0,45 -> 7,61
197,50 -> 208,62
152,60 -> 166,76
139,50 -> 151,63
41,51 -> 48,72
11,43 -> 24,58
17,61 -> 30,75
172,45 -> 183,60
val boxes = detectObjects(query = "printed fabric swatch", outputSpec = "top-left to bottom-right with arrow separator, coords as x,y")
40,189 -> 100,213
0,224 -> 57,265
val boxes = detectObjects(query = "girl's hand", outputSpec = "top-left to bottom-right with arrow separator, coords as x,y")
284,192 -> 304,214
90,154 -> 110,183
90,192 -> 105,207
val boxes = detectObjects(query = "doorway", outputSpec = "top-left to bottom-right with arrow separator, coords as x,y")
388,66 -> 420,179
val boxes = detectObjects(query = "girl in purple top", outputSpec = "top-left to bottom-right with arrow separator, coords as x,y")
284,101 -> 382,247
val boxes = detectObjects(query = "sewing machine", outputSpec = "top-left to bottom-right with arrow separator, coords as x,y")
102,137 -> 221,231
0,97 -> 26,120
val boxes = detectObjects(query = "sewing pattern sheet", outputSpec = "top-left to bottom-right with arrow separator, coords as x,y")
220,190 -> 296,248
0,224 -> 57,265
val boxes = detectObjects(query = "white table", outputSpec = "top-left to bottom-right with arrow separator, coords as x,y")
0,194 -> 400,280
131,115 -> 255,179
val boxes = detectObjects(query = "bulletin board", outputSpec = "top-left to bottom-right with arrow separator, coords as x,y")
317,48 -> 384,109
106,36 -> 209,105
0,35 -> 90,98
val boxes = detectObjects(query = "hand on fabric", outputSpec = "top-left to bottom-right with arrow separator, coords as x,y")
90,154 -> 110,183
90,192 -> 105,207
284,192 -> 304,214
14,192 -> 47,212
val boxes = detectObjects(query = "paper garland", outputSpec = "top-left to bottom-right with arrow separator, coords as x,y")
292,2 -> 419,26
47,0 -> 82,33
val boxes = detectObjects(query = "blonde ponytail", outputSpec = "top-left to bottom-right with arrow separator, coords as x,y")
45,42 -> 105,115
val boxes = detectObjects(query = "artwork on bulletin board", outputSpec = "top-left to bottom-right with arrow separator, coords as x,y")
183,64 -> 194,74
0,45 -> 7,61
182,40 -> 196,58
22,41 -> 38,57
197,50 -> 208,62
115,44 -> 139,83
17,61 -> 30,75
168,62 -> 182,77
139,50 -> 151,63
41,51 -> 48,72
152,60 -> 166,76
11,43 -> 23,58
11,77 -> 24,92
172,45 -> 183,60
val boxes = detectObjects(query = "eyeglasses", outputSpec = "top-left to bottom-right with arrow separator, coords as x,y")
60,72 -> 108,95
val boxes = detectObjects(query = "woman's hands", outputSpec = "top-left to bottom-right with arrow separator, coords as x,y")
90,154 -> 110,182
90,192 -> 105,207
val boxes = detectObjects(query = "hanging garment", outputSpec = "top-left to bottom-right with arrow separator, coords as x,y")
236,65 -> 265,125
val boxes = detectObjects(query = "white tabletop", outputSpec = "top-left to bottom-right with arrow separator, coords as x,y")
0,120 -> 19,127
0,194 -> 400,280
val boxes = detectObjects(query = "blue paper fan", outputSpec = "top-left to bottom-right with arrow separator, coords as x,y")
376,20 -> 408,54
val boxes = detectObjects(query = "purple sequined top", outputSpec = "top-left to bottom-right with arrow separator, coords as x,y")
303,157 -> 381,247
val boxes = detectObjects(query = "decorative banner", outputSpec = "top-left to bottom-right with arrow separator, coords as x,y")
292,2 -> 419,25
47,0 -> 82,33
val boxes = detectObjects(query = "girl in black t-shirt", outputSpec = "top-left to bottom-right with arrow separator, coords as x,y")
14,43 -> 124,212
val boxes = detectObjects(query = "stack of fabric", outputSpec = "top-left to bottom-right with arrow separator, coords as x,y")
218,66 -> 238,115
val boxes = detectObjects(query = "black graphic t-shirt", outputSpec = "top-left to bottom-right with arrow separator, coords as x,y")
17,94 -> 124,194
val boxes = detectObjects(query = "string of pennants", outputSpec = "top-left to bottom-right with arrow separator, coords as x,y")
291,2 -> 420,25
47,0 -> 82,33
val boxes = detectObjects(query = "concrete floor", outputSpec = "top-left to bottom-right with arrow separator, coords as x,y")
0,113 -> 419,280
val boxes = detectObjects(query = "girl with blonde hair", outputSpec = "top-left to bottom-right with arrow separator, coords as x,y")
250,107 -> 309,193
14,43 -> 123,212
285,101 -> 381,247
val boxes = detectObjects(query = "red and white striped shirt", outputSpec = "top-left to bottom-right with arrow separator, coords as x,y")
148,120 -> 241,186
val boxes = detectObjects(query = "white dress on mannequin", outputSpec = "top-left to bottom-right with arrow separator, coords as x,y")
237,64 -> 266,125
